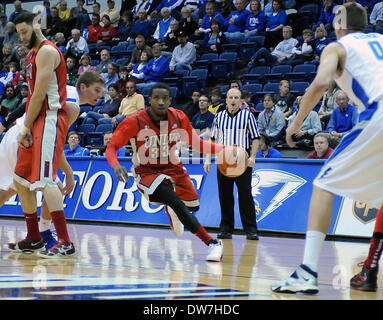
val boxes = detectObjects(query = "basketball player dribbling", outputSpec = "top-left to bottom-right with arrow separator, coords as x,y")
271,3 -> 383,294
106,82 -> 227,262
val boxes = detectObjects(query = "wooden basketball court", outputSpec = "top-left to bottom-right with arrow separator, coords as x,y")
0,217 -> 381,301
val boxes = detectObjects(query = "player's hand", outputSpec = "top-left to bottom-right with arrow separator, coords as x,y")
62,169 -> 75,195
113,164 -> 130,183
247,156 -> 255,167
17,131 -> 33,148
285,121 -> 301,148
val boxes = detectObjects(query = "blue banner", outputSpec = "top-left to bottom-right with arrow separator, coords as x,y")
0,157 -> 343,235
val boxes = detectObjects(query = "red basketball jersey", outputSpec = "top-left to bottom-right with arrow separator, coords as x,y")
25,40 -> 67,113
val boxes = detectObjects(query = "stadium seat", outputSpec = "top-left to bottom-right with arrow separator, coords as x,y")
220,85 -> 229,97
242,83 -> 263,95
246,35 -> 265,47
238,42 -> 257,60
262,82 -> 280,93
242,66 -> 271,84
263,65 -> 292,83
221,44 -> 238,52
210,59 -> 229,81
77,123 -> 95,146
88,124 -> 114,146
116,58 -> 130,66
182,76 -> 199,97
98,118 -> 113,124
189,69 -> 208,89
220,51 -> 237,75
290,81 -> 310,94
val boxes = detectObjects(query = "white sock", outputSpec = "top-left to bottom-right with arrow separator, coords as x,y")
39,217 -> 51,232
302,230 -> 326,273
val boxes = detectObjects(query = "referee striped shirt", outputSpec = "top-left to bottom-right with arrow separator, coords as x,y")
210,109 -> 259,151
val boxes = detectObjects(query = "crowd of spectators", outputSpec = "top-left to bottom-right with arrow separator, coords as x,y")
0,0 -> 380,158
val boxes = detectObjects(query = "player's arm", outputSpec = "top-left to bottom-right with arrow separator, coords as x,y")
58,152 -> 75,195
23,45 -> 59,130
66,102 -> 80,127
286,42 -> 344,147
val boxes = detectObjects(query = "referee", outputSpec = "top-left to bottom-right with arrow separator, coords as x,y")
204,88 -> 260,240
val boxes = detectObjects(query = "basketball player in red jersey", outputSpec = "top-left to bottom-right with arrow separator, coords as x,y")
9,12 -> 74,258
106,83 -> 226,262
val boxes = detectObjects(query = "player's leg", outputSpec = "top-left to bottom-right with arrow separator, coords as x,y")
270,186 -> 335,294
350,204 -> 383,291
39,199 -> 57,250
0,189 -> 17,207
151,182 -> 223,262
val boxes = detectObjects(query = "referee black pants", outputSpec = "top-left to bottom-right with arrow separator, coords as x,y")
217,166 -> 258,234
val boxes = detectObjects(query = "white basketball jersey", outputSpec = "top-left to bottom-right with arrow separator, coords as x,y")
66,85 -> 80,107
335,32 -> 383,109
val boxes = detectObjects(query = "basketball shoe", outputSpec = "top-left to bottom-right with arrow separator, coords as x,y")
271,264 -> 319,294
40,229 -> 57,250
350,265 -> 378,292
165,206 -> 184,236
7,238 -> 45,254
206,240 -> 223,262
37,240 -> 75,259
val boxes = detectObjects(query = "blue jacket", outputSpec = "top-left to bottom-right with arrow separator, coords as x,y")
224,9 -> 251,32
64,145 -> 89,157
326,105 -> 358,134
256,147 -> 282,158
266,10 -> 287,29
192,111 -> 215,130
143,55 -> 169,82
131,20 -> 152,38
200,12 -> 225,31
317,3 -> 336,26
246,11 -> 266,32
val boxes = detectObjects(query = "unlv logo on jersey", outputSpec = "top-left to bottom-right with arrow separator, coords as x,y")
25,62 -> 33,80
353,201 -> 378,224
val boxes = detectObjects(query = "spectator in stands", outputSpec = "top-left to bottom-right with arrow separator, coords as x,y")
54,32 -> 67,53
153,0 -> 185,16
162,19 -> 180,53
287,95 -> 322,148
315,0 -> 337,35
112,11 -> 133,44
66,28 -> 89,58
9,1 -> 24,23
0,14 -> 8,38
98,15 -> 117,45
101,62 -> 119,88
244,0 -> 267,42
78,54 -> 95,75
56,0 -> 71,21
275,80 -> 295,118
195,2 -> 225,38
1,83 -> 20,114
256,132 -> 282,158
312,26 -> 332,63
257,93 -> 286,144
3,22 -> 19,46
2,43 -> 18,66
116,80 -> 145,124
131,8 -> 153,39
129,50 -> 150,83
135,43 -> 170,91
153,8 -> 175,42
326,91 -> 358,145
128,35 -> 153,71
229,79 -> 242,90
192,94 -> 215,139
115,66 -> 129,98
370,1 -> 383,29
220,0 -> 236,18
286,28 -> 314,65
45,6 -> 66,38
102,131 -> 127,157
248,25 -> 298,67
241,89 -> 255,111
92,2 -> 101,16
132,0 -> 153,19
182,90 -> 200,120
66,56 -> 79,86
224,0 -> 251,43
95,49 -> 111,74
262,0 -> 274,16
306,132 -> 334,159
64,131 -> 89,157
87,13 -> 102,44
101,0 -> 120,27
71,0 -> 91,31
208,88 -> 225,114
179,7 -> 198,37
16,83 -> 28,105
169,29 -> 196,72
83,83 -> 122,125
318,80 -> 340,125
264,0 -> 287,49
200,19 -> 227,53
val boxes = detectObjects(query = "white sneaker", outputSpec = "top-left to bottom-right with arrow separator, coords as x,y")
271,264 -> 319,294
206,240 -> 223,262
165,206 -> 184,236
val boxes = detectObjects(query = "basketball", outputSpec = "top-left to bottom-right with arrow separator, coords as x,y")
217,145 -> 249,178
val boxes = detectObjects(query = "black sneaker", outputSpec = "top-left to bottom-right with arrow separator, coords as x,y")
217,232 -> 232,239
7,238 -> 45,254
350,265 -> 378,292
37,240 -> 76,259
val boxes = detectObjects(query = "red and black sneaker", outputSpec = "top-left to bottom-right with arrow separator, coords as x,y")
7,238 -> 45,254
350,265 -> 378,292
37,240 -> 75,259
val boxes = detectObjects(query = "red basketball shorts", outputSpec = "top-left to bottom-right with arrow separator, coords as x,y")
133,164 -> 199,209
14,109 -> 68,191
